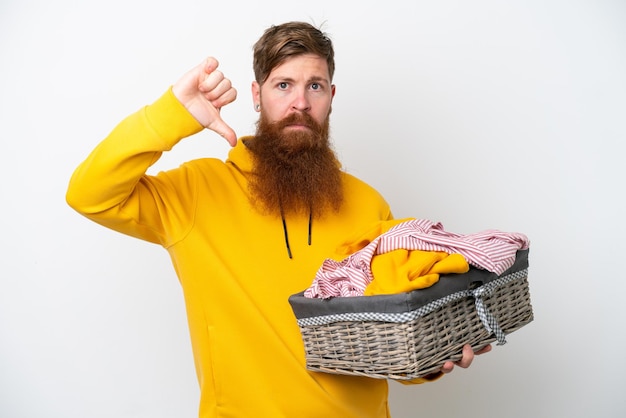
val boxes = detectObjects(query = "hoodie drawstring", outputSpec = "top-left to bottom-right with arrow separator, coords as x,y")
280,206 -> 312,259
308,211 -> 312,245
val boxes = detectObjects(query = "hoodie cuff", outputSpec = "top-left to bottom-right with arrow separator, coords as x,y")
144,87 -> 204,150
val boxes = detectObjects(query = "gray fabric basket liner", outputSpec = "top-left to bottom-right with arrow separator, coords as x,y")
289,249 -> 529,320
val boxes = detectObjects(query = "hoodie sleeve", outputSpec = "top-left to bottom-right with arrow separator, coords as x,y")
66,87 -> 204,245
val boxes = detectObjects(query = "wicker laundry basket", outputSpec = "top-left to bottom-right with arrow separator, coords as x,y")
288,249 -> 533,380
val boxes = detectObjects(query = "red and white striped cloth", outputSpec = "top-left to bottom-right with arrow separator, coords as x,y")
304,219 -> 530,299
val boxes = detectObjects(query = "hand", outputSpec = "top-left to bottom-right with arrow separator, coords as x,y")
172,57 -> 238,146
440,343 -> 492,374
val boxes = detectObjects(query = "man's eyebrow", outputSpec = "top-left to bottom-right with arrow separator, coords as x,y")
308,76 -> 330,84
271,76 -> 296,83
267,75 -> 330,84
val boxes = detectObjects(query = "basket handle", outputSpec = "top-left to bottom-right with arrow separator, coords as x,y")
471,285 -> 507,346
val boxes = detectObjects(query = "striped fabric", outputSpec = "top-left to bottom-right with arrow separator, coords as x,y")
304,219 -> 529,299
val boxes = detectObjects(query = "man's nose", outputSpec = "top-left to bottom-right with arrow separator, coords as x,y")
290,90 -> 311,112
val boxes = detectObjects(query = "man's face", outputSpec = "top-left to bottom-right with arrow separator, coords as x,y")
251,53 -> 335,128
247,54 -> 343,219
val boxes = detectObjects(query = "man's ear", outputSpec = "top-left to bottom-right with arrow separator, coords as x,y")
328,84 -> 336,114
251,81 -> 261,111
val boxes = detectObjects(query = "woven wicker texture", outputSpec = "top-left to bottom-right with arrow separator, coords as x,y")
299,273 -> 533,380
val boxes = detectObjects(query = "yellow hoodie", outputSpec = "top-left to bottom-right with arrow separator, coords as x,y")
66,89 -> 438,418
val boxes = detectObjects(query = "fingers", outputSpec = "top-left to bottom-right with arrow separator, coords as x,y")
455,344 -> 475,369
199,69 -> 237,144
198,68 -> 236,103
441,360 -> 455,374
173,57 -> 238,145
211,82 -> 238,109
475,344 -> 492,356
440,346 -> 471,374
199,57 -> 237,107
198,58 -> 238,138
441,344 -> 490,374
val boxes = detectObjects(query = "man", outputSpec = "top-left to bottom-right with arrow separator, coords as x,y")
66,21 -> 488,418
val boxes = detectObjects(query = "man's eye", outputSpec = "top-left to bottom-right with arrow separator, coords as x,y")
311,83 -> 320,90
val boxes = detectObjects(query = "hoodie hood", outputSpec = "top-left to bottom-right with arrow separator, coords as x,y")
225,136 -> 256,174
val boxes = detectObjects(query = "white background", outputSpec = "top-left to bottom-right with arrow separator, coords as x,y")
1,0 -> 625,417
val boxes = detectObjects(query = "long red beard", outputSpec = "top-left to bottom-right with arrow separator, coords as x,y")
246,112 -> 344,219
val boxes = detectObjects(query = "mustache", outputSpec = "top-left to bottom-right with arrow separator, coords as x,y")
272,112 -> 322,132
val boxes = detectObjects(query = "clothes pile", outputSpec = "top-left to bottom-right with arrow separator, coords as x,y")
304,218 -> 530,299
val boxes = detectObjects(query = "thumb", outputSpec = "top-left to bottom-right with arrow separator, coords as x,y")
208,118 -> 237,147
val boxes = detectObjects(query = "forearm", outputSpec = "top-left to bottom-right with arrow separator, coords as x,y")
66,88 -> 203,237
